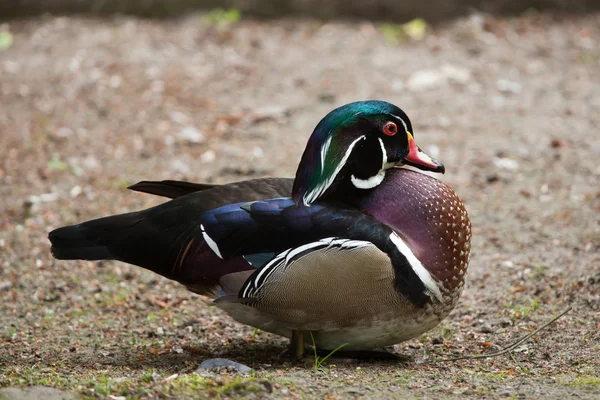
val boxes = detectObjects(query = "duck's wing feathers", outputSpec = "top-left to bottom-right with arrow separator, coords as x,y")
214,237 -> 397,331
49,178 -> 294,295
203,198 -> 442,307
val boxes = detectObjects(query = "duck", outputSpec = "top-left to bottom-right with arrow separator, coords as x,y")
48,100 -> 471,358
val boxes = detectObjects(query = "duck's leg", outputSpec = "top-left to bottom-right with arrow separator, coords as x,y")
289,330 -> 305,360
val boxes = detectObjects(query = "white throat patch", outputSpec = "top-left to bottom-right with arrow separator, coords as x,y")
350,137 -> 391,190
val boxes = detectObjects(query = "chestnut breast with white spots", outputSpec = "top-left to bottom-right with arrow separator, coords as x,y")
358,168 -> 472,298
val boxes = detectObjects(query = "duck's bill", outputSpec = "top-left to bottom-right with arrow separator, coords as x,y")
402,132 -> 445,174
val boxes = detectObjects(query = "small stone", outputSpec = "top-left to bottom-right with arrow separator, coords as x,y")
109,75 -> 122,88
250,106 -> 289,123
431,336 -> 444,344
391,80 -> 404,92
164,373 -> 179,381
200,150 -> 216,164
496,79 -> 521,94
170,160 -> 191,175
70,186 -> 82,198
3,61 -> 20,74
163,135 -> 175,147
249,146 -> 264,159
407,69 -> 445,92
197,358 -> 252,374
486,174 -> 500,183
481,324 -> 493,333
178,126 -> 205,144
440,64 -> 471,84
169,111 -> 189,125
0,280 -> 12,291
550,138 -> 566,148
499,318 -> 512,327
493,157 -> 519,171
53,127 -> 73,139
82,155 -> 100,170
318,93 -> 336,103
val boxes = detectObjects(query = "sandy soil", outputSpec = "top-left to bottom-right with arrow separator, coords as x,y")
1,12 -> 599,399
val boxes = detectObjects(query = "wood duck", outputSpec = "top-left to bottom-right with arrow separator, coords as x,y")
49,100 -> 471,358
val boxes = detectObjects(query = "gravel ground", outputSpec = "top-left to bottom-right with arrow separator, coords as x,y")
1,12 -> 599,399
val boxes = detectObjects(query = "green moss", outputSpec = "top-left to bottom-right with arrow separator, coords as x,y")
201,8 -> 242,25
563,376 -> 600,386
1,369 -> 272,399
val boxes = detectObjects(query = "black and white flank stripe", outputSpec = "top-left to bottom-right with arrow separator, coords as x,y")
240,237 -> 370,299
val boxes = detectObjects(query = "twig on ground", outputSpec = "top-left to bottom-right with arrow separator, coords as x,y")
433,307 -> 572,363
508,349 -> 526,372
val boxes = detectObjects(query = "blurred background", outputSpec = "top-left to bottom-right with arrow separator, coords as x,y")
1,1 -> 599,399
1,0 -> 600,20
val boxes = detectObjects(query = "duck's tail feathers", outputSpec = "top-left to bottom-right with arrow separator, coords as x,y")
127,180 -> 216,199
48,212 -> 144,261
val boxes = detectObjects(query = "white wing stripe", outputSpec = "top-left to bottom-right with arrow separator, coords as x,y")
389,232 -> 443,302
244,237 -> 373,298
284,238 -> 334,264
200,224 -> 223,259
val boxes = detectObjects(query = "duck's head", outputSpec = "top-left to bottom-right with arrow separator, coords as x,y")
292,100 -> 444,206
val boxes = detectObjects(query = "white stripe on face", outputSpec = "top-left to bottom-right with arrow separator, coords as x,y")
303,135 -> 366,205
390,114 -> 408,133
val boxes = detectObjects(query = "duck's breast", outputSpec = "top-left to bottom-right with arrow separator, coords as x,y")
357,168 -> 472,295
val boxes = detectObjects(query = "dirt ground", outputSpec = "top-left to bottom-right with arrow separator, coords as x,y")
1,11 -> 599,400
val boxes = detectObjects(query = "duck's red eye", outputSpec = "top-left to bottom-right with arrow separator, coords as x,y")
383,122 -> 398,136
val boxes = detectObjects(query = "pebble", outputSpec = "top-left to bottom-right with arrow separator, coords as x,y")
169,111 -> 189,124
407,64 -> 471,92
481,323 -> 493,333
496,79 -> 522,94
391,79 -> 404,92
70,186 -> 82,198
170,159 -> 191,175
407,69 -> 445,92
431,336 -> 444,344
440,64 -> 471,84
178,126 -> 205,144
200,150 -> 216,164
196,358 -> 252,374
0,279 -> 12,291
27,192 -> 59,204
493,157 -> 519,171
499,318 -> 512,328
